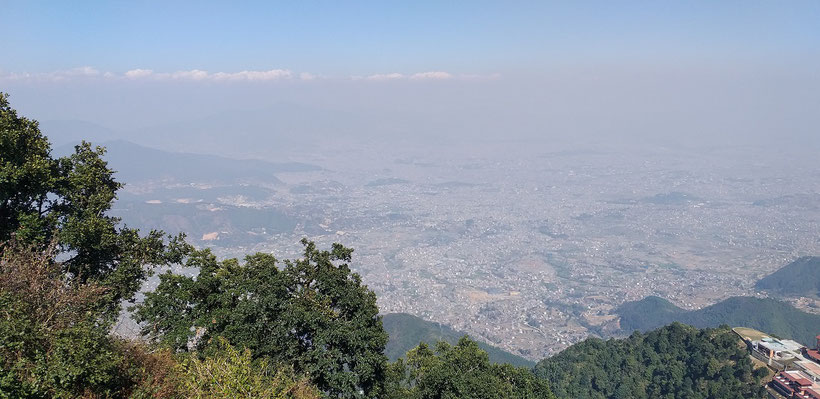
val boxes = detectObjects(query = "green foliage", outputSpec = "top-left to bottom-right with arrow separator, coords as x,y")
176,337 -> 319,399
616,295 -> 820,346
755,256 -> 820,298
382,313 -> 534,367
533,323 -> 767,399
386,336 -> 555,399
0,241 -> 127,398
0,92 -> 188,316
135,239 -> 389,398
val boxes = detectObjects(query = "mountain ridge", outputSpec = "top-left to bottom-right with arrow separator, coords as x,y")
54,139 -> 321,184
382,313 -> 535,367
615,295 -> 820,346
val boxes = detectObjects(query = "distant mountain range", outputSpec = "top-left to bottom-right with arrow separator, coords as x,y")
52,140 -> 323,245
382,313 -> 534,367
615,296 -> 820,346
54,140 -> 321,184
756,256 -> 820,298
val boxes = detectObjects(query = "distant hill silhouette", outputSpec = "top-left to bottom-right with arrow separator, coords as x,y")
55,140 -> 320,184
382,313 -> 534,367
616,296 -> 820,346
756,256 -> 820,298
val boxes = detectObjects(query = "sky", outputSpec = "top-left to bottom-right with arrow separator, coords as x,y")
1,1 -> 819,156
3,1 -> 819,75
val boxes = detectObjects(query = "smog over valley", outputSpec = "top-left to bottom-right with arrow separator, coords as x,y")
2,2 -> 819,398
27,81 -> 818,362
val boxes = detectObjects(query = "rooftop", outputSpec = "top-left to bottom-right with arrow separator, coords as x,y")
758,338 -> 804,353
781,371 -> 813,387
797,360 -> 820,380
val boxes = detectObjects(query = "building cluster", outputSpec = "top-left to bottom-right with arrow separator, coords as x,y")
754,335 -> 820,398
179,146 -> 820,361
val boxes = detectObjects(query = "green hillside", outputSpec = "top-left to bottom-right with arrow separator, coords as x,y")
534,323 -> 767,399
756,256 -> 820,298
382,313 -> 535,367
616,296 -> 820,346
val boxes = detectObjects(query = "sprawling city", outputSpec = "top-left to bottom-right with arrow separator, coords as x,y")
114,139 -> 820,360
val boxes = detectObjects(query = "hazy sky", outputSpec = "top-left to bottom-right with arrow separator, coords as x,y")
3,1 -> 819,75
1,1 -> 819,156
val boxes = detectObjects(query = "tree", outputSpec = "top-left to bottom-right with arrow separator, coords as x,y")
387,336 -> 555,399
136,239 -> 389,398
0,92 -> 187,317
0,93 -> 193,398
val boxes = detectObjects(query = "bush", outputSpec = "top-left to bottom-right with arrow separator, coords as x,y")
177,337 -> 318,399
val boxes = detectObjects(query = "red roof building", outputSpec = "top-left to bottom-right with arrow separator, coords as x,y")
796,388 -> 820,399
771,371 -> 817,398
807,349 -> 820,364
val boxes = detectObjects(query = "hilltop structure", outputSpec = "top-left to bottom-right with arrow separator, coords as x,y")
740,330 -> 820,398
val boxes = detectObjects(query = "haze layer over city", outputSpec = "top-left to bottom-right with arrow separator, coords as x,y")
3,1 -> 819,359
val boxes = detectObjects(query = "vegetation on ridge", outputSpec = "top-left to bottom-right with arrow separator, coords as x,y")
382,313 -> 534,367
616,295 -> 820,346
1,92 -> 550,398
534,323 -> 768,399
4,91 -> 812,399
135,239 -> 389,398
386,337 -> 555,399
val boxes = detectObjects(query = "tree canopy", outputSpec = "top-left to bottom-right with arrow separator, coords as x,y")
135,239 -> 389,398
385,336 -> 555,399
0,93 -> 187,316
533,323 -> 768,399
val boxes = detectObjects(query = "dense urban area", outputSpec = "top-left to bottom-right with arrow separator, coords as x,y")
114,140 -> 820,360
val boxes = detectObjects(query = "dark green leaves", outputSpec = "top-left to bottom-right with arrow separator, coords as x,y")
1,93 -> 187,316
533,323 -> 767,399
387,336 -> 555,399
136,240 -> 389,398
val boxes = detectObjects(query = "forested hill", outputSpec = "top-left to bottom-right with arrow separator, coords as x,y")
756,256 -> 820,298
382,313 -> 534,367
616,296 -> 820,346
534,323 -> 768,399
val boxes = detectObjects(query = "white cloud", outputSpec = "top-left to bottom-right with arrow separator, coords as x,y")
0,66 -> 101,81
170,69 -> 209,80
410,71 -> 452,80
360,71 -> 474,81
124,69 -> 153,79
0,67 -> 487,83
365,73 -> 405,81
210,69 -> 292,81
131,69 -> 293,81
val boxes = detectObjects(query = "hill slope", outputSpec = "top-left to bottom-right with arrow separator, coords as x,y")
534,323 -> 767,399
616,296 -> 820,346
382,313 -> 534,367
755,256 -> 820,298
